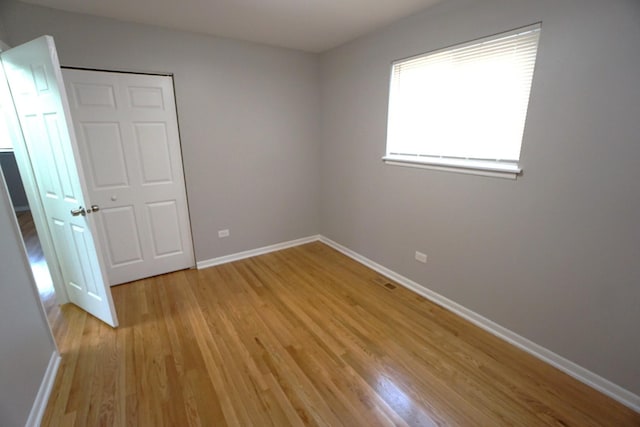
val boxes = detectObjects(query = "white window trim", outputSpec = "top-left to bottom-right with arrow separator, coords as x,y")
384,23 -> 540,180
382,155 -> 521,179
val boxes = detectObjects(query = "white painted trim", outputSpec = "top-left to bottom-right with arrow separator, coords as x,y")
25,351 -> 61,427
196,235 -> 322,269
318,236 -> 640,413
383,157 -> 519,180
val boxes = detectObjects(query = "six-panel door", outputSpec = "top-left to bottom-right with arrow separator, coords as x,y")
63,69 -> 194,285
1,36 -> 118,326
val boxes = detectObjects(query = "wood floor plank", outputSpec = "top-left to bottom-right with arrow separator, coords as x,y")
42,242 -> 640,426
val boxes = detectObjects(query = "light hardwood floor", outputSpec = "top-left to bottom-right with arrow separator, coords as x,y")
16,210 -> 60,328
42,242 -> 639,426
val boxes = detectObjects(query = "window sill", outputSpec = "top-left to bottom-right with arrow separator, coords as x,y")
382,155 -> 522,180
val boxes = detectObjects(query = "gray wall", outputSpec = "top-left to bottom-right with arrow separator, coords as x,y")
319,0 -> 640,395
0,170 -> 56,426
0,152 -> 29,210
0,12 -> 7,42
0,0 -> 320,262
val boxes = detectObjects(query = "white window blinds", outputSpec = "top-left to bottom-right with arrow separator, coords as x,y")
386,24 -> 541,169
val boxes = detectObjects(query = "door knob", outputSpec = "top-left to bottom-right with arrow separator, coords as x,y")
89,205 -> 100,213
70,206 -> 86,217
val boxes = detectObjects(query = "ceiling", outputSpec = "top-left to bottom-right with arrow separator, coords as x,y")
19,0 -> 443,53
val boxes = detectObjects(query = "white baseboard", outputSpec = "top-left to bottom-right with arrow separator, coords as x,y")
26,351 -> 61,427
196,235 -> 322,270
318,236 -> 640,414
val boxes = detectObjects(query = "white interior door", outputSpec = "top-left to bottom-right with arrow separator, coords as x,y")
62,69 -> 195,286
1,36 -> 118,327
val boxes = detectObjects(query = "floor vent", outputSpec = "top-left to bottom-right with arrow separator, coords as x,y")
372,276 -> 396,291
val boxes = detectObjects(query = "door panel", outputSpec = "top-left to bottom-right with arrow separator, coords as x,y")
1,36 -> 118,326
63,68 -> 194,285
129,86 -> 164,108
81,122 -> 129,188
135,123 -> 173,184
71,82 -> 116,108
101,205 -> 144,266
147,200 -> 183,256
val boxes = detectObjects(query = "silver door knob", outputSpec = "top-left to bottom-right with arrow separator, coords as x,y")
70,206 -> 86,217
89,205 -> 100,213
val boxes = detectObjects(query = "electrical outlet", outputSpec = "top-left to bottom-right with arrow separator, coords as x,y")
415,251 -> 427,263
218,229 -> 230,238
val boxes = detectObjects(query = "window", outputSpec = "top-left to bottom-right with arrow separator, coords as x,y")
384,24 -> 541,179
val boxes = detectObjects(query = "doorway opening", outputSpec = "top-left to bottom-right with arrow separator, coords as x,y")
0,150 -> 61,334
